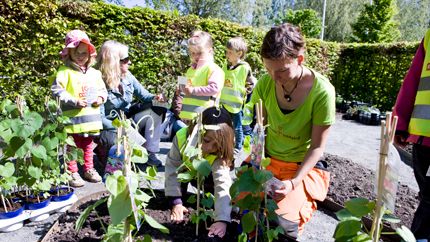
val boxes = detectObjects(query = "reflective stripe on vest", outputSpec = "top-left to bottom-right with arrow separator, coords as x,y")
409,29 -> 430,136
176,127 -> 216,165
57,66 -> 104,134
220,63 -> 249,113
242,101 -> 255,126
180,63 -> 224,120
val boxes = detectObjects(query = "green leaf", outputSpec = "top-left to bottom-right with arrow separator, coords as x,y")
146,166 -> 157,178
187,195 -> 196,204
235,193 -> 262,211
178,171 -> 194,182
241,212 -> 257,233
28,166 -> 42,179
112,118 -> 121,128
333,220 -> 362,241
192,158 -> 211,177
336,208 -> 360,221
41,136 -> 59,151
254,169 -> 272,183
143,213 -> 169,234
201,193 -> 214,208
75,197 -> 107,231
238,233 -> 248,242
15,138 -> 33,158
395,225 -> 415,242
106,172 -> 127,196
345,198 -> 375,218
108,189 -> 132,225
235,168 -> 261,193
351,233 -> 372,242
0,162 -> 15,178
142,234 -> 152,242
104,223 -> 123,242
382,213 -> 400,223
31,144 -> 47,160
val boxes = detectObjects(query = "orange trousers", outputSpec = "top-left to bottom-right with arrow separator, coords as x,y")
266,158 -> 330,235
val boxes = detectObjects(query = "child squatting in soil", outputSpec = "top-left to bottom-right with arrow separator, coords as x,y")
165,106 -> 234,239
51,29 -> 107,187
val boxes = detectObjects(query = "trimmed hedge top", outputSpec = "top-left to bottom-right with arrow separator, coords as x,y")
0,0 -> 419,111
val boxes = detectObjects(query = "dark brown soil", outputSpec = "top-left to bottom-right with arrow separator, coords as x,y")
323,153 -> 418,228
0,202 -> 22,213
44,154 -> 419,241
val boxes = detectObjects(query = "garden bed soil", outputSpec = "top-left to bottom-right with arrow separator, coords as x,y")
44,153 -> 419,241
0,202 -> 22,214
323,153 -> 418,228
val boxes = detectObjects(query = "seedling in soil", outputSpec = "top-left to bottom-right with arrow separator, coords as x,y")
76,112 -> 168,242
177,113 -> 215,236
334,113 -> 415,242
231,100 -> 284,242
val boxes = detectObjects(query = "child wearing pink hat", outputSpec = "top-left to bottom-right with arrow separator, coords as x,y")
51,29 -> 107,187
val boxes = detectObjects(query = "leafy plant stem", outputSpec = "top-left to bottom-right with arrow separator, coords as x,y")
196,175 -> 200,237
94,210 -> 107,233
1,194 -> 8,212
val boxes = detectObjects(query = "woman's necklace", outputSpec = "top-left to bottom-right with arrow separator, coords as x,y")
281,66 -> 304,102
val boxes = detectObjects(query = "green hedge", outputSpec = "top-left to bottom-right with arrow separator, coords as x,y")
0,0 -> 420,111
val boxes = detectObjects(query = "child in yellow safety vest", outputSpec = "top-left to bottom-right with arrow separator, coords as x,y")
165,106 -> 234,239
220,37 -> 255,156
177,31 -> 224,122
51,30 -> 107,187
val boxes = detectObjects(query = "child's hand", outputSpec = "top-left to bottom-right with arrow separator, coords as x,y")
208,221 -> 227,238
154,93 -> 166,102
76,99 -> 87,107
170,204 -> 189,223
183,85 -> 193,96
91,97 -> 104,107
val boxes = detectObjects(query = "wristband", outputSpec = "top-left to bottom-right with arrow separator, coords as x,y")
289,180 -> 295,190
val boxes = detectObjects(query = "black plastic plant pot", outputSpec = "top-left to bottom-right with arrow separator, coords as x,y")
0,203 -> 24,219
50,187 -> 74,202
25,196 -> 51,210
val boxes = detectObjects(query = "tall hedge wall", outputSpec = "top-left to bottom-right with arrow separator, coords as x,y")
0,0 -> 420,111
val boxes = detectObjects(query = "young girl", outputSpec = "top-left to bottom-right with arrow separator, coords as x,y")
51,29 -> 107,187
178,31 -> 225,122
165,106 -> 234,239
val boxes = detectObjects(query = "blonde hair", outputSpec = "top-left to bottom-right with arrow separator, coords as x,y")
187,30 -> 213,51
95,40 -> 129,90
227,37 -> 248,59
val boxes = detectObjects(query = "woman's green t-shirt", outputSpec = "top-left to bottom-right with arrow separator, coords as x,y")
250,69 -> 336,162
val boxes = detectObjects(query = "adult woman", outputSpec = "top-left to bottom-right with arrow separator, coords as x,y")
243,23 -> 335,239
95,40 -> 165,168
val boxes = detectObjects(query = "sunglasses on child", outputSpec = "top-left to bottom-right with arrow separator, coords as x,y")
120,57 -> 130,64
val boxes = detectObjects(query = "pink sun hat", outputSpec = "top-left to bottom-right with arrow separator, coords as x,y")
60,30 -> 97,58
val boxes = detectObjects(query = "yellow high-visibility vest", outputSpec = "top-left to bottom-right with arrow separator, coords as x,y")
220,62 -> 250,114
409,29 -> 430,137
180,63 -> 224,121
55,66 -> 105,134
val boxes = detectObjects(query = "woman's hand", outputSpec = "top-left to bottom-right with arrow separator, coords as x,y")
183,85 -> 193,96
272,179 -> 295,201
91,97 -> 104,107
208,221 -> 227,238
170,204 -> 189,223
